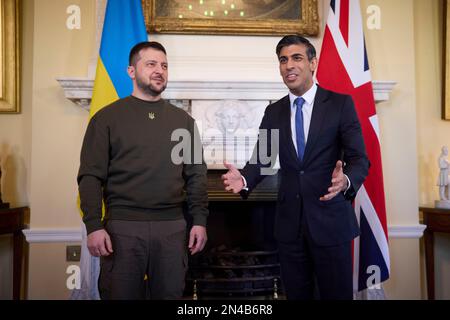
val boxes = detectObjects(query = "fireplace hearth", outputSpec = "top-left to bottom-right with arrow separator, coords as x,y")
186,247 -> 281,299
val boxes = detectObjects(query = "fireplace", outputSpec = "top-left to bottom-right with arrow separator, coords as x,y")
184,171 -> 282,299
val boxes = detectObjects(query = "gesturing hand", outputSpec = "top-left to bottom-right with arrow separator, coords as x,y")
320,160 -> 348,201
221,161 -> 244,194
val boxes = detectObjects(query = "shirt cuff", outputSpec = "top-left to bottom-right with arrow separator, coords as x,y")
344,174 -> 351,194
241,175 -> 249,191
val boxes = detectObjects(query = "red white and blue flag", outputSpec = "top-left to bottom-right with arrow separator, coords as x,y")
316,0 -> 390,292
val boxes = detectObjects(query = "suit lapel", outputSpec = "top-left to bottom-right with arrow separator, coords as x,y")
302,86 -> 330,165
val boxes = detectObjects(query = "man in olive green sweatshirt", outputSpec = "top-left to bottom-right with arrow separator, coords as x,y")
78,41 -> 208,300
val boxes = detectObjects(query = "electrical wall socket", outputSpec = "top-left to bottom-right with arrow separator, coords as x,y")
66,245 -> 81,262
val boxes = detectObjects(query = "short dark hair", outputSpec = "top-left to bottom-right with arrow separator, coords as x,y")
129,41 -> 167,66
276,35 -> 316,61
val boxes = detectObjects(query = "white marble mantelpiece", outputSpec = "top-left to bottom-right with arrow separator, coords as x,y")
56,78 -> 396,110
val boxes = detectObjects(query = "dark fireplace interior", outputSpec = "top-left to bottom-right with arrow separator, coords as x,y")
183,171 -> 283,300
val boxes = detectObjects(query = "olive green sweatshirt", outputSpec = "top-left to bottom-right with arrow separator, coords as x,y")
77,96 -> 208,234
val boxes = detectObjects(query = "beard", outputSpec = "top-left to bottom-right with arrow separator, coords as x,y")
136,74 -> 167,96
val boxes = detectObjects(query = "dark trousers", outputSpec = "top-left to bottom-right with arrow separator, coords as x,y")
99,219 -> 188,300
277,222 -> 353,300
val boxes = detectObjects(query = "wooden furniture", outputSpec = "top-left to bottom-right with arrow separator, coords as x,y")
0,206 -> 29,300
420,206 -> 450,300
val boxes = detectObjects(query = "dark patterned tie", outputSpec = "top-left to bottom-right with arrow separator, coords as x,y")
295,97 -> 306,160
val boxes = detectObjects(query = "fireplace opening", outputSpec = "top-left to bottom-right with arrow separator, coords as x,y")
183,171 -> 282,299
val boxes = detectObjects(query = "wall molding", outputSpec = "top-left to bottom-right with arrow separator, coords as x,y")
56,78 -> 397,110
23,228 -> 82,243
23,224 -> 426,243
388,224 -> 427,239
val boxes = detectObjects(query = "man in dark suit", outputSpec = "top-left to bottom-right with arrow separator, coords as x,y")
222,35 -> 369,300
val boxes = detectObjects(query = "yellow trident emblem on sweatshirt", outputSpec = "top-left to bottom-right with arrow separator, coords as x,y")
149,112 -> 155,120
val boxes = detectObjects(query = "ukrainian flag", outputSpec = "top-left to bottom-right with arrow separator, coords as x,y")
90,0 -> 148,117
72,0 -> 147,299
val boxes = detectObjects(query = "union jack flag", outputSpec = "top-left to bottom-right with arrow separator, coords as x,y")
316,0 -> 390,292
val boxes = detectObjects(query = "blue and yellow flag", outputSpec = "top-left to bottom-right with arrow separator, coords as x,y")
90,0 -> 148,117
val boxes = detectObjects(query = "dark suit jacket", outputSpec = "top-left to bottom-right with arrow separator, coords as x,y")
241,86 -> 369,247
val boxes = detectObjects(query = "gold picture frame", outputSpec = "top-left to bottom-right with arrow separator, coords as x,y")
0,0 -> 19,114
142,0 -> 319,36
444,0 -> 450,120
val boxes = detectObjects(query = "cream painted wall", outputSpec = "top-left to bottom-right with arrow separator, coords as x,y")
27,243 -> 76,299
384,239 -> 422,299
26,0 -> 94,299
414,0 -> 450,300
7,0 -> 448,300
360,0 -> 419,226
29,0 -> 94,229
416,0 -> 445,208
